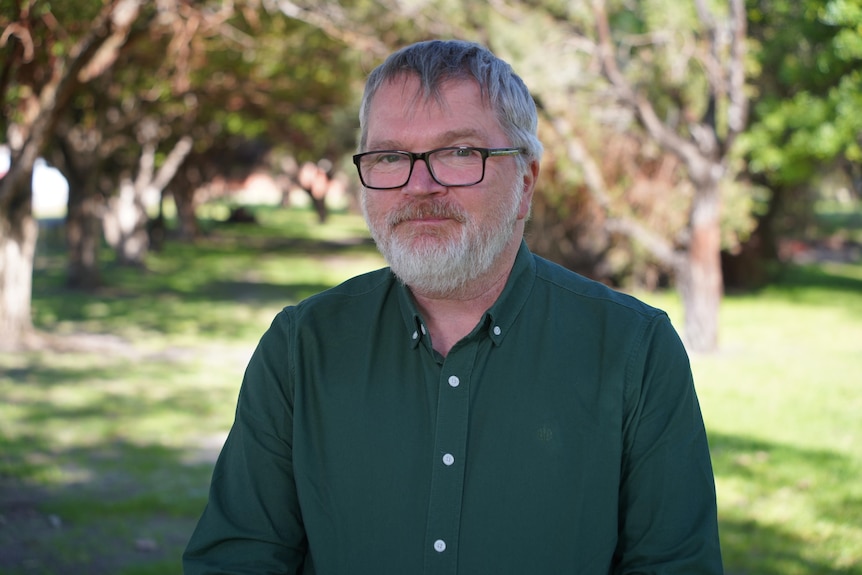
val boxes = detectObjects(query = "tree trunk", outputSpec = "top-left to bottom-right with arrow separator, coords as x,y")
103,177 -> 149,265
173,186 -> 200,241
0,182 -> 38,350
66,182 -> 103,289
678,185 -> 723,353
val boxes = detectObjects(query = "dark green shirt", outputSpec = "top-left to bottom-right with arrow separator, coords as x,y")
184,242 -> 722,574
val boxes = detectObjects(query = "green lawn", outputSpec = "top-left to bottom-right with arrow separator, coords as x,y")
1,206 -> 860,574
641,261 -> 862,574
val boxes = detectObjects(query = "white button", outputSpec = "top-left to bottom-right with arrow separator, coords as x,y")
434,539 -> 446,552
448,375 -> 460,388
442,453 -> 455,466
420,324 -> 427,335
412,331 -> 419,340
493,325 -> 502,336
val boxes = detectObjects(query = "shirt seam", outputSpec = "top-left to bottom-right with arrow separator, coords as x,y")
533,269 -> 664,321
620,312 -> 665,454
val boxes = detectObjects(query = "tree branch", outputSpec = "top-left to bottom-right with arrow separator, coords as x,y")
541,107 -> 683,270
0,0 -> 148,210
273,0 -> 391,58
591,0 -> 708,176
725,0 -> 748,148
606,217 -> 685,270
149,136 -> 193,193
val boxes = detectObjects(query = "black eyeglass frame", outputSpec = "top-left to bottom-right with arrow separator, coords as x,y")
352,146 -> 523,190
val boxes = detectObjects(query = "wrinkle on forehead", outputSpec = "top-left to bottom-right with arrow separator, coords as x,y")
387,73 -> 489,120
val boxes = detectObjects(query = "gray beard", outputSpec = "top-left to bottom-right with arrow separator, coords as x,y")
382,218 -> 511,297
363,188 -> 521,298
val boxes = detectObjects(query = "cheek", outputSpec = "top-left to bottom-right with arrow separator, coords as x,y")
362,193 -> 394,227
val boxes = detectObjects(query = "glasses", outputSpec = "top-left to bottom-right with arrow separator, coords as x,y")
352,146 -> 522,190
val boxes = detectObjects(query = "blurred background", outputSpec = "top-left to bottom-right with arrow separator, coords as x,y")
0,1 -> 860,573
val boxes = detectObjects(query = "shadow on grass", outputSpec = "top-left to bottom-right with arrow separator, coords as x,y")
763,261 -> 862,317
30,217 -> 384,341
720,516 -> 858,575
6,401 -> 861,574
0,439 -> 214,575
710,431 -> 862,574
774,262 -> 862,294
0,354 -> 228,575
13,210 -> 859,573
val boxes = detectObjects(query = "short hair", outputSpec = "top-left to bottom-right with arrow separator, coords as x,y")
358,40 -> 543,167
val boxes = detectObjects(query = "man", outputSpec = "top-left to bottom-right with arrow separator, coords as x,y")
183,39 -> 723,574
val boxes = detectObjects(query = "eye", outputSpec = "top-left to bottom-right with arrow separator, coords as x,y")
380,153 -> 406,164
452,147 -> 476,157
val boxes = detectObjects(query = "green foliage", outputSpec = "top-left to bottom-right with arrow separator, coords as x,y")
742,0 -> 862,184
185,12 -> 362,160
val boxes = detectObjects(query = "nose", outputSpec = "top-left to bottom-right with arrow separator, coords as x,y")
403,156 -> 443,195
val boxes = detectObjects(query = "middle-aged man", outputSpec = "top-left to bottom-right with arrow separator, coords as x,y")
183,39 -> 723,574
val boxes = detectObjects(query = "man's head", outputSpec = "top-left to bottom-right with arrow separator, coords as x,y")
358,40 -> 543,169
357,40 -> 542,298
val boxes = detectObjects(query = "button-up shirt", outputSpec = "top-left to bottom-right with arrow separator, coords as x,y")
183,241 -> 723,574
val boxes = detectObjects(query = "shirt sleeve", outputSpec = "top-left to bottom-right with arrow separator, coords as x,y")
615,313 -> 723,574
183,310 -> 307,574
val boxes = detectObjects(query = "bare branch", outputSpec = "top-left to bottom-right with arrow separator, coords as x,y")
692,0 -> 717,35
149,136 -> 193,193
591,0 -> 705,171
725,0 -> 748,142
0,23 -> 35,61
273,0 -> 390,58
606,217 -> 685,270
542,108 -> 683,270
135,141 -> 157,191
543,111 -> 610,210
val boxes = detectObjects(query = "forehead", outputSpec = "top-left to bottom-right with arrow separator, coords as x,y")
365,75 -> 504,148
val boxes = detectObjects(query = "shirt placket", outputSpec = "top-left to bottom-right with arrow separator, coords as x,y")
422,341 -> 477,574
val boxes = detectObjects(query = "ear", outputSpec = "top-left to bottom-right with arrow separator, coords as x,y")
517,159 -> 539,220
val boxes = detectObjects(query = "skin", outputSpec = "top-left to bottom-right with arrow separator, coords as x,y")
362,74 -> 540,356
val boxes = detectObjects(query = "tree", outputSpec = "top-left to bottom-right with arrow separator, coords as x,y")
157,3 -> 365,238
1,1 -> 366,349
586,0 -> 749,352
0,0 -> 150,348
274,0 -> 751,352
737,0 -> 862,264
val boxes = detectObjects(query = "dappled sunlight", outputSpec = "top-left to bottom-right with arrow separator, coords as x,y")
711,432 -> 862,574
2,207 -> 860,574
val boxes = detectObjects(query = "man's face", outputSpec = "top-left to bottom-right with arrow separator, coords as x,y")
361,75 -> 533,296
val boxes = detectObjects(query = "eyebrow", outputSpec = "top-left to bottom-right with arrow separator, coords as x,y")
367,128 -> 488,151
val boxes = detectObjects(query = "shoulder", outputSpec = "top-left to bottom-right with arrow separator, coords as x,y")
280,267 -> 397,323
531,253 -> 664,321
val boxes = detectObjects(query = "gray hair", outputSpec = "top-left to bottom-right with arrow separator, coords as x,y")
358,40 -> 543,167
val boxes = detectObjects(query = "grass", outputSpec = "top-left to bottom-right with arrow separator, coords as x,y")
2,204 -> 861,574
640,260 -> 862,574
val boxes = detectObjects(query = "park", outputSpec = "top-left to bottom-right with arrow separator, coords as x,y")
1,1 -> 861,573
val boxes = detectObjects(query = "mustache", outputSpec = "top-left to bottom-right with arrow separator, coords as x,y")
387,200 -> 468,227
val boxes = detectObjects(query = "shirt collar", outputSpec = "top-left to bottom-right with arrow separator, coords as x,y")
484,240 -> 535,347
396,240 -> 536,349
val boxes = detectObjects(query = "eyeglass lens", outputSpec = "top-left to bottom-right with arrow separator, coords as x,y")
358,148 -> 485,189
